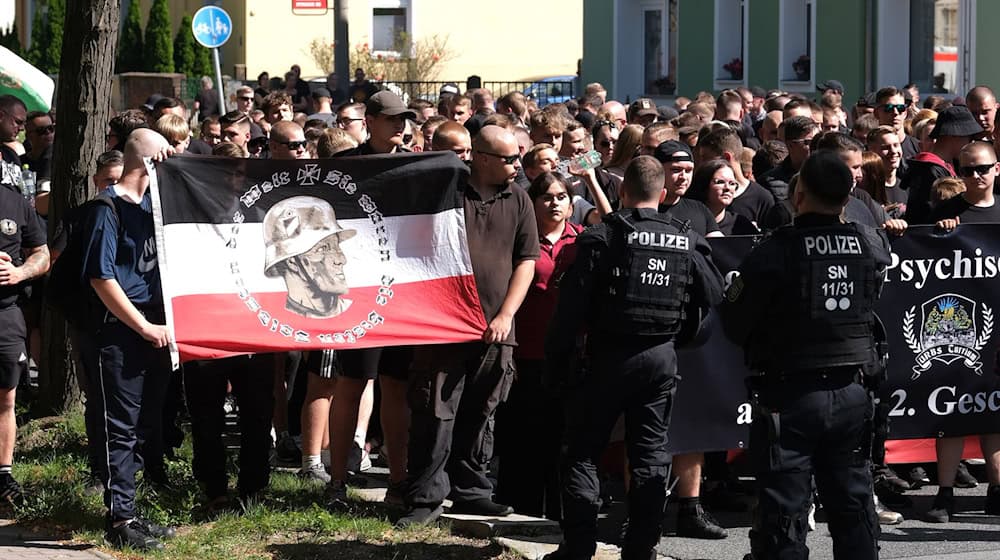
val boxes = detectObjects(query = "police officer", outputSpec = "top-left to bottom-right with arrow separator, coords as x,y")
544,155 -> 723,560
720,151 -> 890,560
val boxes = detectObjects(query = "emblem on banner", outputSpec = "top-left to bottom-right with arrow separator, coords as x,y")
903,293 -> 993,379
0,219 -> 15,235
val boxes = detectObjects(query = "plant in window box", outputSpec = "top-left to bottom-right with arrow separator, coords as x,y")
792,54 -> 810,81
651,75 -> 676,95
723,57 -> 743,81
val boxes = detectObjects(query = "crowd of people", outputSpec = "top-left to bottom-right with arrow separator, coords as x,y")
1,61 -> 1000,557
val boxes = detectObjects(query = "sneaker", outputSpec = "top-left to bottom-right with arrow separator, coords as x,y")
908,466 -> 931,488
275,435 -> 301,465
873,465 -> 911,495
131,517 -> 177,540
448,497 -> 514,517
985,484 -> 1000,516
923,490 -> 954,523
676,503 -> 728,539
396,503 -> 444,528
955,461 -> 979,489
105,520 -> 164,551
346,442 -> 372,474
325,480 -> 350,510
384,480 -> 407,507
874,494 -> 903,525
0,475 -> 24,507
299,462 -> 332,484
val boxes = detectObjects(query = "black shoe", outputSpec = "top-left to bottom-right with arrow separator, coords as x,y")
131,517 -> 177,540
955,461 -> 979,489
876,489 -> 913,510
0,475 -> 24,507
449,498 -> 514,517
677,503 -> 727,539
873,465 -> 911,494
274,435 -> 301,465
908,466 -> 931,488
924,490 -> 955,523
105,520 -> 164,551
985,484 -> 1000,516
396,503 -> 444,528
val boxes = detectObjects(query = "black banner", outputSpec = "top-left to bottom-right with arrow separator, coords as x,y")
666,225 -> 1000,454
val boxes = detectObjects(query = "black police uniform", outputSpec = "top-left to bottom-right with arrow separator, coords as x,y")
546,207 -> 723,560
720,213 -> 891,560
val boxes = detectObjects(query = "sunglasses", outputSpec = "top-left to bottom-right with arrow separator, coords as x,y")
238,96 -> 254,102
594,119 -> 618,130
958,163 -> 997,177
31,125 -> 55,134
478,151 -> 520,164
278,140 -> 307,150
882,104 -> 907,114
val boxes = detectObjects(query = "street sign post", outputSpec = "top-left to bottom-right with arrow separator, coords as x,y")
192,6 -> 233,116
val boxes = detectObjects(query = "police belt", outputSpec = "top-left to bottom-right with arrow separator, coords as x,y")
748,366 -> 862,389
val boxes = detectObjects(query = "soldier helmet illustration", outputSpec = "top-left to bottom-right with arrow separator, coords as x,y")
262,196 -> 357,277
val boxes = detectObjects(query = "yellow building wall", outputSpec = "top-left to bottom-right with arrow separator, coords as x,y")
166,0 -> 582,83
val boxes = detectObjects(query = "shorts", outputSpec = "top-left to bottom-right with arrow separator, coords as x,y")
0,307 -> 27,389
337,346 -> 413,381
305,349 -> 337,379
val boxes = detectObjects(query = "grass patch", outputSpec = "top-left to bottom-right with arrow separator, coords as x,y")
8,413 -> 519,560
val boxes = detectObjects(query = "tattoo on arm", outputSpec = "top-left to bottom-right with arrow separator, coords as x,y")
19,245 -> 50,282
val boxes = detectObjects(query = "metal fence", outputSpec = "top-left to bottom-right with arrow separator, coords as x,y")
374,80 -> 577,107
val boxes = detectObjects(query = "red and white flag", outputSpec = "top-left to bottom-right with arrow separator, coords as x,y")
150,152 -> 486,363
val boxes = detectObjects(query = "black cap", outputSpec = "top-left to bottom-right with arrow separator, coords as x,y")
931,106 -> 984,139
653,140 -> 694,163
799,151 -> 853,205
439,82 -> 460,95
657,105 -> 679,121
365,91 -> 417,120
750,86 -> 767,98
817,80 -> 845,95
311,87 -> 332,99
143,93 -> 165,111
857,92 -> 877,108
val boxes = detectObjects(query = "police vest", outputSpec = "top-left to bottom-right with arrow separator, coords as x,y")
595,214 -> 693,337
751,223 -> 878,373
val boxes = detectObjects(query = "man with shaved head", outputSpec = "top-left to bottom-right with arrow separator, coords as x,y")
78,128 -> 177,551
431,121 -> 472,162
966,86 -> 998,141
601,100 -> 628,129
399,124 -> 540,527
268,121 -> 309,160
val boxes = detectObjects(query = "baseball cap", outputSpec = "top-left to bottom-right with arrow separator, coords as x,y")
365,91 -> 417,120
750,86 -> 767,99
143,93 -> 165,112
311,87 -> 332,99
629,98 -> 659,120
653,140 -> 694,163
817,80 -> 845,95
439,83 -> 460,96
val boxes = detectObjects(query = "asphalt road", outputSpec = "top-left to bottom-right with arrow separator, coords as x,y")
644,484 -> 1000,560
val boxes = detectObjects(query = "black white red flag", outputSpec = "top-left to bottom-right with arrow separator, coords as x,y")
149,152 -> 486,363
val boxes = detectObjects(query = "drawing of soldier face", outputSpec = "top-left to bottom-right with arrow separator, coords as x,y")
263,196 -> 357,319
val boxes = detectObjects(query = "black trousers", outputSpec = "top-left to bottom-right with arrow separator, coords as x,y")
559,339 -> 677,560
405,342 -> 515,506
183,354 -> 274,500
80,318 -> 171,523
749,376 -> 879,560
495,358 -> 563,520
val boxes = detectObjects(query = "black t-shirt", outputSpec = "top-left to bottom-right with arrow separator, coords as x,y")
0,185 -> 45,308
729,180 -> 775,225
195,89 -> 220,119
0,145 -> 22,193
718,211 -> 760,235
900,134 -> 920,160
884,180 -> 907,218
186,138 -> 214,155
21,146 -> 52,180
659,198 -> 720,236
930,195 -> 1000,223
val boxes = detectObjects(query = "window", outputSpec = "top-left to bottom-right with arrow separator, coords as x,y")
910,0 -> 959,93
877,0 -> 972,96
715,0 -> 748,86
372,1 -> 409,52
643,1 -> 678,95
779,0 -> 815,87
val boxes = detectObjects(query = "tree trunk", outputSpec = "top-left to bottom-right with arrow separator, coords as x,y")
38,0 -> 120,415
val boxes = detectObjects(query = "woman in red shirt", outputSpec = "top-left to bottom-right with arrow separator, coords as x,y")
495,172 -> 583,520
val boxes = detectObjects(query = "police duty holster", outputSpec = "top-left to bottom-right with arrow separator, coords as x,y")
861,313 -> 890,390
